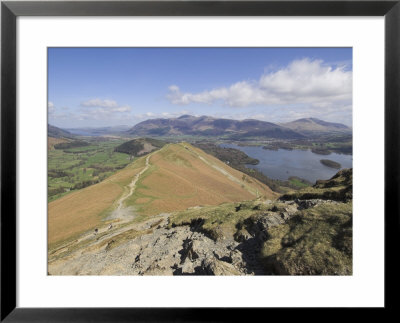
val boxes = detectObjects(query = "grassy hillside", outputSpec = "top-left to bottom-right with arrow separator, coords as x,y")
48,157 -> 147,247
49,156 -> 352,275
169,199 -> 287,241
193,142 -> 312,192
124,143 -> 278,216
48,142 -> 277,248
168,167 -> 353,275
280,168 -> 352,201
260,201 -> 352,275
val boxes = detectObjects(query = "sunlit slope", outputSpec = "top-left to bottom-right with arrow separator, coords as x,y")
48,157 -> 147,246
125,143 -> 278,215
48,137 -> 68,150
48,143 -> 277,247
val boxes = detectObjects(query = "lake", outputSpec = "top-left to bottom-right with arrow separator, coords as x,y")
220,143 -> 353,183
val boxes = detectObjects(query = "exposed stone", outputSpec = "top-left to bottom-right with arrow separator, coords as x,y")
203,258 -> 242,276
48,191 -> 350,276
234,228 -> 252,242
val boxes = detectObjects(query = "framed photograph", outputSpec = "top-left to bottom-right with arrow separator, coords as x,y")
1,0 -> 398,320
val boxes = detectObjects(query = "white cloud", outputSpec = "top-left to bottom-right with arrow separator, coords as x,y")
48,101 -> 56,116
49,99 -> 133,127
81,98 -> 119,109
207,103 -> 352,126
167,58 -> 352,108
112,105 -> 131,113
80,98 -> 132,115
168,85 -> 180,92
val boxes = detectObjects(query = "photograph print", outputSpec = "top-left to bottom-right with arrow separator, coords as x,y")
48,48 -> 353,275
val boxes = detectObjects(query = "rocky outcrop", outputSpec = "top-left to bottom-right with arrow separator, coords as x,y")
260,199 -> 353,275
49,168 -> 352,276
131,226 -> 247,275
49,197 -> 348,275
280,168 -> 352,202
49,220 -> 250,275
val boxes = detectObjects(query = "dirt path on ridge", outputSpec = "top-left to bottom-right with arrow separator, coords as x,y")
107,152 -> 154,222
49,152 -> 158,262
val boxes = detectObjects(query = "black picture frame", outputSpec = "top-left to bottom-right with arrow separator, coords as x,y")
1,1 -> 399,321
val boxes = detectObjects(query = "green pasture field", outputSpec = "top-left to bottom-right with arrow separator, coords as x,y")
48,138 -> 132,202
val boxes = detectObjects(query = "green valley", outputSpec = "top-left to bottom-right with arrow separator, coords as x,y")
48,138 -> 132,201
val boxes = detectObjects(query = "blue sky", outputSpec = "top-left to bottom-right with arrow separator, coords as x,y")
48,48 -> 352,128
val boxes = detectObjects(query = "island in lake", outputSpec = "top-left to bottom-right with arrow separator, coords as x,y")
320,159 -> 342,169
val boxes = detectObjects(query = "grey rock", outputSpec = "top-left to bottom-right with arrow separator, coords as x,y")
202,258 -> 242,276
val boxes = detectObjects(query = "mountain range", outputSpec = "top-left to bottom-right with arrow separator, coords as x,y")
66,125 -> 131,136
49,116 -> 351,139
127,115 -> 351,138
48,124 -> 74,138
280,117 -> 351,134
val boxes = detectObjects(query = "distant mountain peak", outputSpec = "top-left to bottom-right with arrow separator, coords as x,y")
293,117 -> 326,123
127,115 -> 305,139
48,124 -> 73,138
281,118 -> 350,133
293,118 -> 314,123
177,114 -> 195,119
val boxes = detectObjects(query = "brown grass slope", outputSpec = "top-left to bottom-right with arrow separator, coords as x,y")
125,143 -> 277,215
48,157 -> 147,247
48,143 -> 277,248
